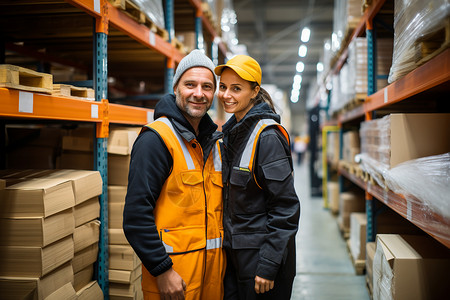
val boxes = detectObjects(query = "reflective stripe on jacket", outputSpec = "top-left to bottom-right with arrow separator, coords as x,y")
141,117 -> 225,299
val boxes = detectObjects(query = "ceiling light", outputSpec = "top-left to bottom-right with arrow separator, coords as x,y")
294,74 -> 302,84
296,61 -> 305,73
298,45 -> 307,57
317,62 -> 324,72
301,27 -> 310,43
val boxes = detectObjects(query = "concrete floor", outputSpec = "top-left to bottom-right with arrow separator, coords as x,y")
290,162 -> 370,300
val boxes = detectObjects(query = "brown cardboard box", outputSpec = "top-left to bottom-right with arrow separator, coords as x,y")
109,228 -> 129,245
110,276 -> 143,300
0,262 -> 73,300
349,213 -> 367,260
73,243 -> 99,273
45,282 -> 77,300
327,181 -> 339,213
338,191 -> 365,232
76,281 -> 104,300
109,267 -> 142,284
74,197 -> 100,227
74,265 -> 94,292
109,202 -> 125,229
0,235 -> 74,277
1,178 -> 74,218
373,234 -> 450,300
74,220 -> 100,253
109,185 -> 127,203
108,154 -> 131,186
108,130 -> 138,156
366,242 -> 376,294
175,31 -> 197,53
109,245 -> 141,271
0,208 -> 74,247
46,170 -> 102,205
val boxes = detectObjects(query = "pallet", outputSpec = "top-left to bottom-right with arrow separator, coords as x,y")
108,0 -> 168,40
414,17 -> 450,66
346,240 -> 366,275
0,64 -> 53,94
171,37 -> 187,55
52,84 -> 95,101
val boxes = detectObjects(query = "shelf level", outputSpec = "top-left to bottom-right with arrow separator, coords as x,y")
109,103 -> 154,125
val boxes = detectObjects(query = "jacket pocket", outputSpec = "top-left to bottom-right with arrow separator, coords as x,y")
261,158 -> 291,181
159,225 -> 206,254
229,169 -> 251,188
231,232 -> 266,249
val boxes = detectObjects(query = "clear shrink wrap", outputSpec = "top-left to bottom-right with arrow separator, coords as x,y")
388,0 -> 450,83
131,0 -> 165,29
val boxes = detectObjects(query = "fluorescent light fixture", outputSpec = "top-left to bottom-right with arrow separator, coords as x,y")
296,61 -> 305,73
301,27 -> 310,43
290,92 -> 299,103
294,74 -> 302,84
317,62 -> 324,72
298,45 -> 307,57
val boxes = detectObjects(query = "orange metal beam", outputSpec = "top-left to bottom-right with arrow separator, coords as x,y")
65,0 -> 102,17
364,48 -> 450,113
109,103 -> 154,125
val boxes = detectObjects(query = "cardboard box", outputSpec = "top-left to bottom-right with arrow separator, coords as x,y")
46,170 -> 102,205
45,282 -> 76,300
109,245 -> 141,271
338,191 -> 365,232
0,262 -> 73,300
109,202 -> 125,229
73,243 -> 99,273
108,129 -> 138,155
74,197 -> 100,227
76,281 -> 104,300
1,178 -> 75,218
74,220 -> 100,253
74,265 -> 94,292
108,154 -> 131,186
0,208 -> 74,247
110,276 -> 143,299
327,181 -> 339,214
0,235 -> 74,277
373,234 -> 450,300
349,213 -> 367,260
366,242 -> 376,294
109,228 -> 129,245
109,185 -> 127,203
109,267 -> 142,284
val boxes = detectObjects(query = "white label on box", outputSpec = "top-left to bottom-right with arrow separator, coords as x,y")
147,111 -> 154,123
384,88 -> 388,103
18,91 -> 33,113
94,0 -> 100,13
91,104 -> 99,118
149,31 -> 156,46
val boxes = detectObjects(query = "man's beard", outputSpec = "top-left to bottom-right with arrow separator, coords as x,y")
176,93 -> 211,119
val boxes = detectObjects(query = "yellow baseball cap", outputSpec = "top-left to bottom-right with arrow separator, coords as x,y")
214,55 -> 262,85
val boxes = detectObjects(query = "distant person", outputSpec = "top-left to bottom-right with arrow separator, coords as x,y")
123,49 -> 225,299
215,55 -> 300,299
294,136 -> 307,166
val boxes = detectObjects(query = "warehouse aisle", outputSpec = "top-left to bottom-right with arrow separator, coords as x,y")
290,161 -> 370,300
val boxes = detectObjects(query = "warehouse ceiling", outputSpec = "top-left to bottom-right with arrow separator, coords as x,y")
231,0 -> 335,113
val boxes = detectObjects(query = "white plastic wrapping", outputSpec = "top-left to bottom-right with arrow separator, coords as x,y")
131,0 -> 165,29
373,238 -> 394,300
388,0 -> 450,83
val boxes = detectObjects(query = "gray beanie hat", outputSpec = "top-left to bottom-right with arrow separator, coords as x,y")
172,49 -> 216,89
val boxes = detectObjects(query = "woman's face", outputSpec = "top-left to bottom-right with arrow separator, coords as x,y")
218,68 -> 260,122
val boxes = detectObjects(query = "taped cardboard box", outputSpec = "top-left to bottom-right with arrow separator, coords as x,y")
109,245 -> 141,271
73,243 -> 99,274
76,281 -> 103,300
1,177 -> 75,218
0,262 -> 73,300
109,228 -> 129,245
0,235 -> 74,277
373,234 -> 450,300
74,197 -> 100,227
0,208 -> 74,247
109,267 -> 142,284
110,276 -> 143,300
74,265 -> 94,292
74,220 -> 100,253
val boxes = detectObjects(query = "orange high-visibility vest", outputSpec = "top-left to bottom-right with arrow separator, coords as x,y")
141,117 -> 225,300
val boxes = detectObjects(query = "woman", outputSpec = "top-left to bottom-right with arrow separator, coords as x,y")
215,55 -> 300,299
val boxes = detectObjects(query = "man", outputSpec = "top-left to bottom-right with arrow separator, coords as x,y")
124,50 -> 225,300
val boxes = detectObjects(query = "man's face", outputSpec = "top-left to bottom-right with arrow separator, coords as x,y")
174,67 -> 215,121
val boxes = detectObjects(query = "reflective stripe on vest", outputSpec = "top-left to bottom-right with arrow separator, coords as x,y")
213,140 -> 222,172
206,237 -> 222,250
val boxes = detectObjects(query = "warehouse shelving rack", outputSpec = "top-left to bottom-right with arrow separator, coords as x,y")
0,0 -> 226,297
319,0 -> 450,249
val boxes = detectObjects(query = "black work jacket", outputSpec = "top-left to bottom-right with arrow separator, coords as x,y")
222,102 -> 300,280
123,94 -> 222,277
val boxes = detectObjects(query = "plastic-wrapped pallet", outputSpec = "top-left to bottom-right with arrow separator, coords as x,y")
388,0 -> 450,83
131,0 -> 165,29
332,0 -> 364,54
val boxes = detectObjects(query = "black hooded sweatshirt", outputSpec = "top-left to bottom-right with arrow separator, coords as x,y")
123,94 -> 222,277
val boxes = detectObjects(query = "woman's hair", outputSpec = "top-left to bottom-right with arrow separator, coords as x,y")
249,82 -> 275,112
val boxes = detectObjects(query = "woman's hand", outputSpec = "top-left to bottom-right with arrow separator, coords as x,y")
254,275 -> 274,294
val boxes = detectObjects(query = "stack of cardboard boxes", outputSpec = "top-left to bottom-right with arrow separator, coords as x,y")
0,169 -> 103,299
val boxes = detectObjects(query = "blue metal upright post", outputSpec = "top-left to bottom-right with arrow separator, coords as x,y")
195,11 -> 204,50
94,21 -> 109,298
165,0 -> 175,94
